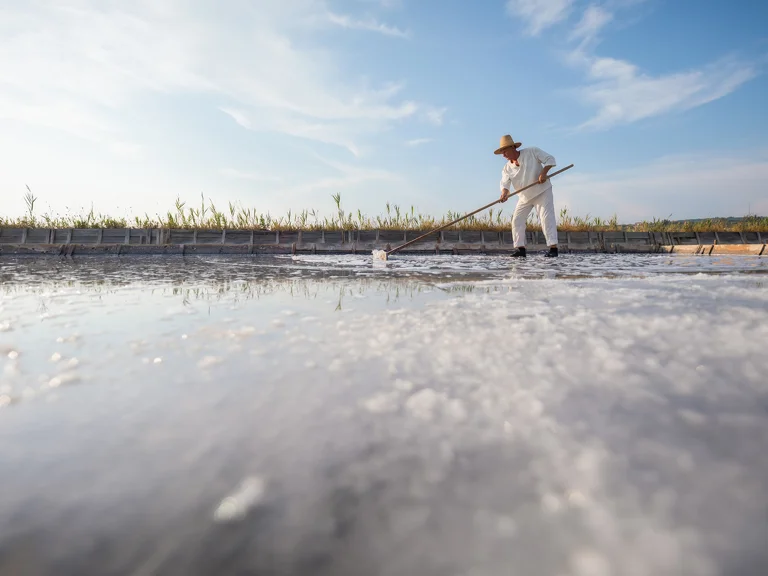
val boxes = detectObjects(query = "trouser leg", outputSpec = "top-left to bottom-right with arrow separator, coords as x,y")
511,199 -> 534,247
535,187 -> 558,246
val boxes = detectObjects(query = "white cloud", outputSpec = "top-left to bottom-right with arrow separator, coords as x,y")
219,106 -> 368,157
547,4 -> 761,130
0,1 -> 430,157
405,138 -> 433,147
0,0 -> 441,221
574,55 -> 758,131
569,5 -> 613,43
351,0 -> 403,7
327,12 -> 409,37
218,108 -> 252,130
270,152 -> 401,201
506,0 -> 575,36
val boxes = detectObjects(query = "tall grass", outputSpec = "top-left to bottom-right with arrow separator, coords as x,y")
2,190 -> 767,232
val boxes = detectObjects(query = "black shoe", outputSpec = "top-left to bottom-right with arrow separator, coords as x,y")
510,246 -> 526,258
544,246 -> 558,258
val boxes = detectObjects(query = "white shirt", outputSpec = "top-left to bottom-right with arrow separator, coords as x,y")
500,146 -> 557,203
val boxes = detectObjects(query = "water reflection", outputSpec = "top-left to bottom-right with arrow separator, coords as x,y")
2,252 -> 767,288
0,256 -> 521,312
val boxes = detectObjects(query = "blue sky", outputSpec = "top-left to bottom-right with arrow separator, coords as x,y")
1,0 -> 767,225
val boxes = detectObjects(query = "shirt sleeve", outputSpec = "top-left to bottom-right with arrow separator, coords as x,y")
500,165 -> 512,191
532,147 -> 556,167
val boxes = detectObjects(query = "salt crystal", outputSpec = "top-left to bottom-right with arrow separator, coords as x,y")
198,356 -> 222,369
528,398 -> 544,417
570,549 -> 611,576
3,363 -> 19,377
394,378 -> 413,392
566,489 -> 588,507
405,389 -> 439,420
445,399 -> 467,422
541,493 -> 561,514
362,392 -> 399,414
496,515 -> 517,538
213,476 -> 266,523
677,408 -> 706,425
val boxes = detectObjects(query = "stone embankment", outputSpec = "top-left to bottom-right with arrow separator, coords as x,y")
0,228 -> 765,256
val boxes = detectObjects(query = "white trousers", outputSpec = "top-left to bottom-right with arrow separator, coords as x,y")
512,186 -> 558,247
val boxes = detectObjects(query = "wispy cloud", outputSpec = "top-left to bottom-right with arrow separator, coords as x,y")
277,151 -> 401,197
506,0 -> 575,36
219,108 -> 252,130
405,138 -> 433,147
524,2 -> 763,131
574,56 -> 758,131
0,1 -> 434,158
569,5 -> 612,43
327,12 -> 409,38
219,106 -> 369,157
353,0 -> 404,8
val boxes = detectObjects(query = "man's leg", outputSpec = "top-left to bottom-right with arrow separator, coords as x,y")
535,187 -> 559,256
511,198 -> 534,249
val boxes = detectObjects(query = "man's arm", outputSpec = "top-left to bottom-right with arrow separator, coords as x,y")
499,168 -> 512,202
532,147 -> 556,184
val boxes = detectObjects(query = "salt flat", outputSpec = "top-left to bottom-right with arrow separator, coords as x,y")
1,254 -> 766,576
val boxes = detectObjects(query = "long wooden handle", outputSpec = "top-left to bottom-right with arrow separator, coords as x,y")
386,163 -> 574,255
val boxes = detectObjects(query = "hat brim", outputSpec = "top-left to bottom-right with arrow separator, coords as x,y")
494,142 -> 521,154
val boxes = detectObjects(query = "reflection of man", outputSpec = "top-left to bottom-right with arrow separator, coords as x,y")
495,134 -> 559,258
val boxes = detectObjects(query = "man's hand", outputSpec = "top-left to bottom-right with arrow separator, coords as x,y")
539,165 -> 553,184
499,188 -> 510,203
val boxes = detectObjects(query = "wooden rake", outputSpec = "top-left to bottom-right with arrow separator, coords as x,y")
372,163 -> 574,261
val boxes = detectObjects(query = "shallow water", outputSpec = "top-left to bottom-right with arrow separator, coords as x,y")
1,254 -> 767,576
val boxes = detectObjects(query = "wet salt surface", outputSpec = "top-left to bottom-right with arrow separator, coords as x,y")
1,254 -> 767,576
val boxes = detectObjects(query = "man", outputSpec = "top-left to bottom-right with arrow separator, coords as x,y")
495,134 -> 559,258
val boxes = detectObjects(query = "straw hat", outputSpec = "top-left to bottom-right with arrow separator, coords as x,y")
494,134 -> 521,155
